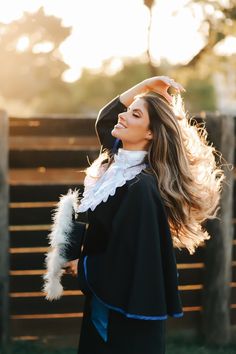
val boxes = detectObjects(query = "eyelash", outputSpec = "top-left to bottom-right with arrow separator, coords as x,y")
127,108 -> 139,118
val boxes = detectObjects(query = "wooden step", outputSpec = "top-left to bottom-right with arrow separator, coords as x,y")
9,136 -> 99,151
9,149 -> 99,168
9,116 -> 97,136
9,168 -> 86,185
9,248 -> 206,271
10,184 -> 84,202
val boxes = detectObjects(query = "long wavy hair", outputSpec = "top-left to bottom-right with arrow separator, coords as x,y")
83,91 -> 227,255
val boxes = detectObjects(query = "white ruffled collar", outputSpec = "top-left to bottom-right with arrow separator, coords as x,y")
113,148 -> 148,168
76,148 -> 148,213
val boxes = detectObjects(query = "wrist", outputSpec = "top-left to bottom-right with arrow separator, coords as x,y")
119,80 -> 149,107
136,80 -> 149,94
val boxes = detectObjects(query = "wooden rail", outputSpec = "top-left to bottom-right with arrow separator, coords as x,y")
202,114 -> 235,345
0,110 -> 10,349
1,113 -> 235,343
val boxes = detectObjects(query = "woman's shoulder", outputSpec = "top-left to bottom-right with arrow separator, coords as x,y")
126,170 -> 161,199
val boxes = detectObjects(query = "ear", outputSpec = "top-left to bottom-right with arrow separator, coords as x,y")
146,130 -> 153,141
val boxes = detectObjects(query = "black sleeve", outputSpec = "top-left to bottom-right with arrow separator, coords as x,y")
62,220 -> 87,261
95,95 -> 127,152
81,175 -> 183,319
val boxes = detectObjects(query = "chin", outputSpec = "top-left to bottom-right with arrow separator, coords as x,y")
111,128 -> 120,139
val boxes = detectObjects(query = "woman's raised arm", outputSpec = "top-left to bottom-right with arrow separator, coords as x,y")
95,96 -> 127,151
119,76 -> 185,107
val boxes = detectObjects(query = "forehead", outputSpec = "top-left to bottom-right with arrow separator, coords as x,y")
129,97 -> 147,112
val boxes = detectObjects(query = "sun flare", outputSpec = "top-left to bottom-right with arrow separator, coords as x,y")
16,36 -> 29,52
0,0 -> 234,82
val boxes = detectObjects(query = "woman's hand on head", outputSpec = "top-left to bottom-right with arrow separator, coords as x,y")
119,76 -> 185,108
144,76 -> 186,104
62,259 -> 79,277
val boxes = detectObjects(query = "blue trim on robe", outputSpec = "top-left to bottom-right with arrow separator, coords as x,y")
111,138 -> 121,154
91,295 -> 109,342
84,255 -> 184,320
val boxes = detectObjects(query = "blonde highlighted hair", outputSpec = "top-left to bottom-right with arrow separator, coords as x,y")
83,92 -> 228,255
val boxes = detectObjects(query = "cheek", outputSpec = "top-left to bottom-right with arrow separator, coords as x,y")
129,124 -> 148,138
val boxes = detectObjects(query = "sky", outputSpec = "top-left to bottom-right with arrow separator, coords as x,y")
0,0 -> 235,82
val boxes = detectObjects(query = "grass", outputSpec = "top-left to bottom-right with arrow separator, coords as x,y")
166,334 -> 236,354
1,334 -> 236,354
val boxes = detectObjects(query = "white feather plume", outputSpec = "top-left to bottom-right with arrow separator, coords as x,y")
41,188 -> 80,301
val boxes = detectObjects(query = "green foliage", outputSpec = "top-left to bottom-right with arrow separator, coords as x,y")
32,58 -> 217,115
184,0 -> 236,67
63,59 -> 216,115
184,77 -> 217,113
66,59 -> 152,114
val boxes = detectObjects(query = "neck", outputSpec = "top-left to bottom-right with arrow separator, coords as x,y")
121,142 -> 149,152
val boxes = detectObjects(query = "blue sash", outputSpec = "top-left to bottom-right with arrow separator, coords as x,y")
91,295 -> 109,342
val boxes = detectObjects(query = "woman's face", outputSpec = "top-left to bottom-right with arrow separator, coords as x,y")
111,98 -> 153,151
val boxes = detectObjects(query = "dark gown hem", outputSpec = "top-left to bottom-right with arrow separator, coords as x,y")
83,255 -> 184,320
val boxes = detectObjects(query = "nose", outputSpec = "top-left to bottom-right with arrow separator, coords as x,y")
118,112 -> 127,124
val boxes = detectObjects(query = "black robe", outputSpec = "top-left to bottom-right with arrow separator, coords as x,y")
64,96 -> 183,353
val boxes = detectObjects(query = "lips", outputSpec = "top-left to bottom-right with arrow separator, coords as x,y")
115,121 -> 127,128
115,122 -> 127,129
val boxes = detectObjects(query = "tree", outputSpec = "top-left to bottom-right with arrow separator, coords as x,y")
143,0 -> 158,76
0,6 -> 71,105
176,0 -> 236,68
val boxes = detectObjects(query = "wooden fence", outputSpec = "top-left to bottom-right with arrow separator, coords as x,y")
0,112 -> 235,347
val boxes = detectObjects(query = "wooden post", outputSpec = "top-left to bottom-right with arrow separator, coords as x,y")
0,110 -> 10,350
202,113 -> 234,345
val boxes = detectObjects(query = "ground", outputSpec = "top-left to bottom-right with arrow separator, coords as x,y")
1,332 -> 236,354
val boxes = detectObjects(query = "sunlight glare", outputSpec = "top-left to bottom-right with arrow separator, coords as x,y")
62,68 -> 82,83
151,2 -> 205,65
33,42 -> 54,53
214,36 -> 236,56
0,0 -> 42,24
16,36 -> 30,52
1,0 -> 235,82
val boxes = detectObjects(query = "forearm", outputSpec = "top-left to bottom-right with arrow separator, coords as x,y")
119,80 -> 149,107
95,96 -> 126,150
94,80 -> 148,150
119,76 -> 185,106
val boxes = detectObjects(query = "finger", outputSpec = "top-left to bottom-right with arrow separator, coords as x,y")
163,92 -> 174,104
163,78 -> 185,92
174,83 -> 186,92
64,268 -> 72,274
63,266 -> 73,274
169,84 -> 186,95
62,266 -> 68,270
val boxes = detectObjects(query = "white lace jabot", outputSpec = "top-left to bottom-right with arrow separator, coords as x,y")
75,148 -> 148,213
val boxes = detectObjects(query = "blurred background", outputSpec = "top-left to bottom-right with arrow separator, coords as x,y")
0,1 -> 236,353
0,0 -> 235,116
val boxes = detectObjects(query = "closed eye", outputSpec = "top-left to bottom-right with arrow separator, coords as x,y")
128,106 -> 143,117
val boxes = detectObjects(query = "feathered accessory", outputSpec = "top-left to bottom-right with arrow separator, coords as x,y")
41,188 -> 81,301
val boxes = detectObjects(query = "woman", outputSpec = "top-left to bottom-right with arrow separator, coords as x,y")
42,76 -> 225,354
